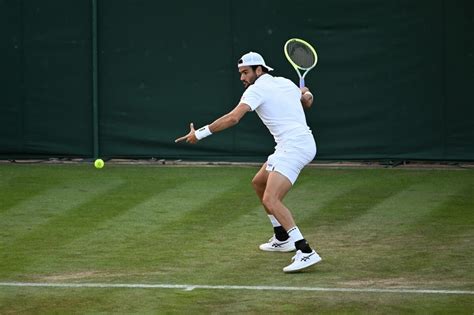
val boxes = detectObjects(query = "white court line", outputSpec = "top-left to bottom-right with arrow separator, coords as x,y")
0,282 -> 473,295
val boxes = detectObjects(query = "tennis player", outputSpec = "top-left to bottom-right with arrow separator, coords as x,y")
175,52 -> 321,272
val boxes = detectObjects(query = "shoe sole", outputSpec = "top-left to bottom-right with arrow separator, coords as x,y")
259,246 -> 296,252
258,245 -> 296,253
283,256 -> 322,273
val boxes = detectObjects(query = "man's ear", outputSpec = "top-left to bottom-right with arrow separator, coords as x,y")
256,66 -> 263,76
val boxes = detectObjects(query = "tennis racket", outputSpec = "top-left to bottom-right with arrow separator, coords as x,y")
284,38 -> 318,88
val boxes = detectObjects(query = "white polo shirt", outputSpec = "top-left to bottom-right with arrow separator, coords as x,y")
240,74 -> 312,145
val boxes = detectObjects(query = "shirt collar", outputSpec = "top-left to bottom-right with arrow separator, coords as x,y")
255,73 -> 271,83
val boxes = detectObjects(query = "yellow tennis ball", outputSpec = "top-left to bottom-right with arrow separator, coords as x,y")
94,159 -> 104,169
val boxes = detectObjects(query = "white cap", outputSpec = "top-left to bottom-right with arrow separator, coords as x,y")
237,52 -> 274,71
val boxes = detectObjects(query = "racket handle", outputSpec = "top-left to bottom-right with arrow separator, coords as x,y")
299,78 -> 305,88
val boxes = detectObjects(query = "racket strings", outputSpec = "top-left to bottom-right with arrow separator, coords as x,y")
286,41 -> 315,69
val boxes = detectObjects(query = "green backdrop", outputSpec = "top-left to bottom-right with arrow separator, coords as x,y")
1,0 -> 473,161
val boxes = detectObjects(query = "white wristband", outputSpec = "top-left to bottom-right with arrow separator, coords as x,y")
194,125 -> 212,140
304,91 -> 313,98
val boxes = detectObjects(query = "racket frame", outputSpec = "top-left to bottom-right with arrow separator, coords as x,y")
284,38 -> 318,88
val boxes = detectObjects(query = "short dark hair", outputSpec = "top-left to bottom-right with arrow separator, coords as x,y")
251,65 -> 269,73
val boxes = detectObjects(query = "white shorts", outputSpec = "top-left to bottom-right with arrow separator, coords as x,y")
265,134 -> 317,185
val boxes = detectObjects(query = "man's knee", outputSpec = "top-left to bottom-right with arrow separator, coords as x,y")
262,192 -> 278,211
252,175 -> 266,192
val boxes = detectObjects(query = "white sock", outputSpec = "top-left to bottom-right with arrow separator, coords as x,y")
267,215 -> 281,227
287,226 -> 304,242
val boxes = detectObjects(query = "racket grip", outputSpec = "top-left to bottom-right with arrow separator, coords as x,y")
299,78 -> 305,88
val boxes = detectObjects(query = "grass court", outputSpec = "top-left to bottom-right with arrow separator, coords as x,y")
0,164 -> 473,313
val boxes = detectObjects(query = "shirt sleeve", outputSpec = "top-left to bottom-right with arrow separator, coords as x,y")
240,86 -> 263,111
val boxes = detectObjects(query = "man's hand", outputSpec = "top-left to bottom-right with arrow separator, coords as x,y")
175,123 -> 198,144
300,87 -> 314,109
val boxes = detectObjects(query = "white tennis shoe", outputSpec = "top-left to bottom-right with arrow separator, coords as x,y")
259,235 -> 296,252
283,250 -> 322,272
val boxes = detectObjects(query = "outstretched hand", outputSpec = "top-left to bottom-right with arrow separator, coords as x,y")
175,123 -> 198,144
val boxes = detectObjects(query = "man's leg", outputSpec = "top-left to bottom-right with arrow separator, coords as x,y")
252,164 -> 293,251
251,163 -> 270,211
261,171 -> 295,230
262,171 -> 321,272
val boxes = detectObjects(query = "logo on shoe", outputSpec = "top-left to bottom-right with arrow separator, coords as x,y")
300,252 -> 315,262
272,241 -> 289,248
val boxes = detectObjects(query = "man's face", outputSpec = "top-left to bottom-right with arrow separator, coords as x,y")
239,66 -> 258,89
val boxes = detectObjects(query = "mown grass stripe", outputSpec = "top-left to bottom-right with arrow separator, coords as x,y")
0,172 -> 186,276
0,178 -> 124,245
47,174 -> 253,270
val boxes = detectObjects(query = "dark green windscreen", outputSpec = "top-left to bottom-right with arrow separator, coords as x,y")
1,0 -> 472,161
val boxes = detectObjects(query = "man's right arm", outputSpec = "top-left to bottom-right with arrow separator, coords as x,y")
175,103 -> 251,144
208,103 -> 251,133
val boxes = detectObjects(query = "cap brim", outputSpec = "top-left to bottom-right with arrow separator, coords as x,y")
238,63 -> 274,71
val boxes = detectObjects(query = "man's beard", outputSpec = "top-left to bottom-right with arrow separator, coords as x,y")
242,75 -> 257,89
